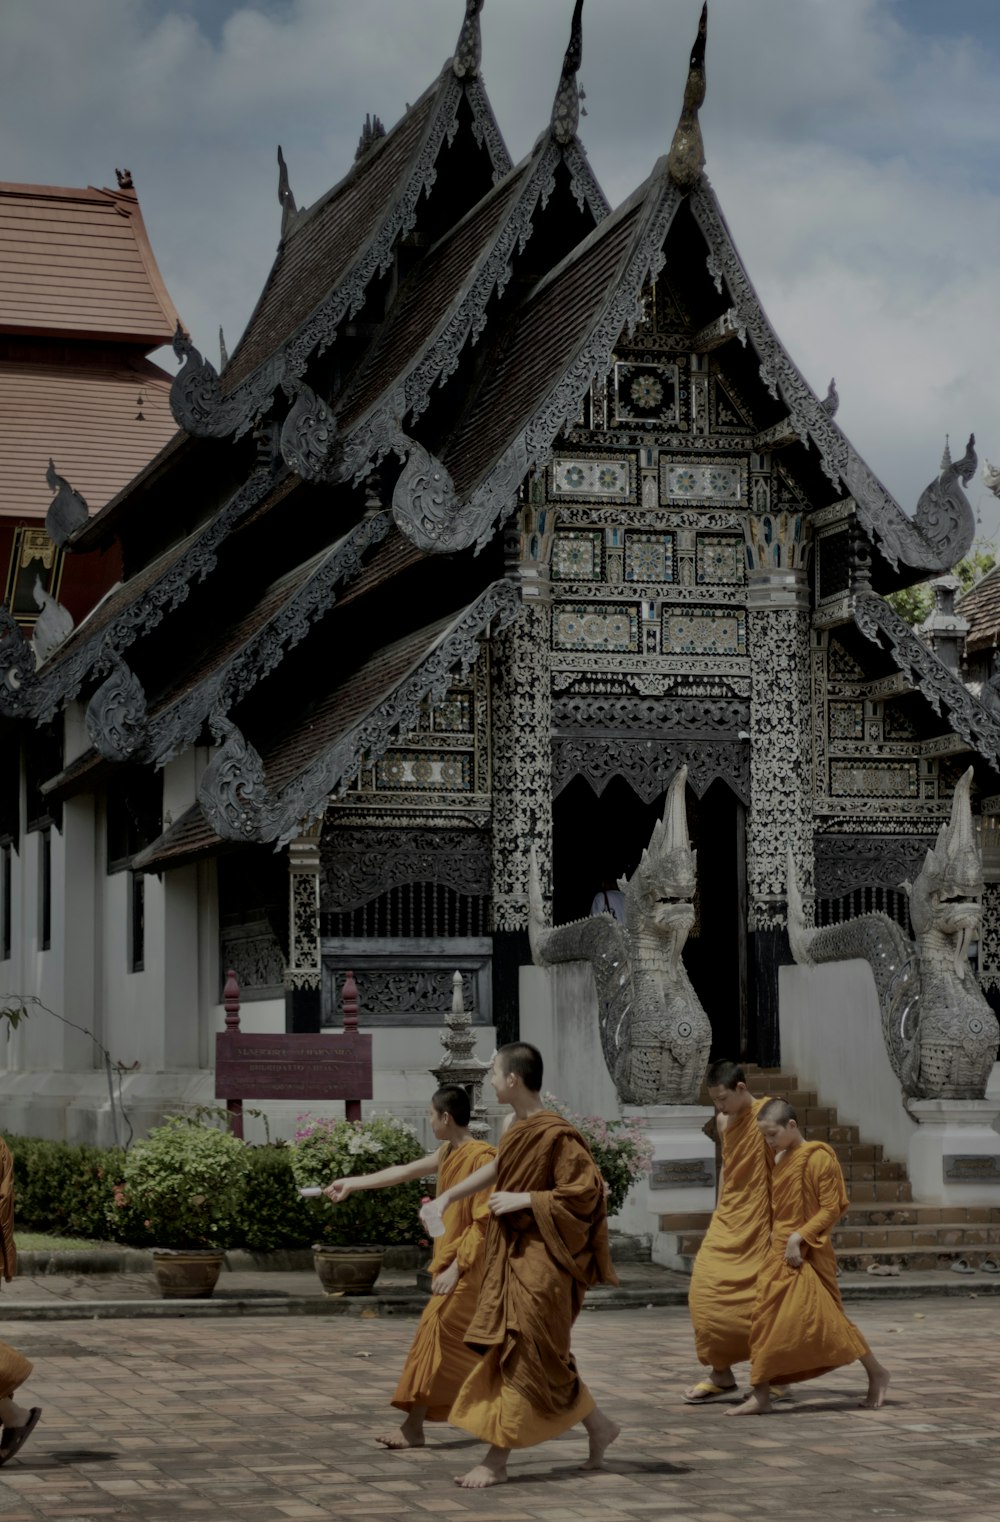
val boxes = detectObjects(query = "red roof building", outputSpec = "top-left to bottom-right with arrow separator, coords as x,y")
0,177 -> 182,630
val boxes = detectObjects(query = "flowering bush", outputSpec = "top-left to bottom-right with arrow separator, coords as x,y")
543,1094 -> 653,1216
111,1116 -> 250,1249
288,1114 -> 428,1248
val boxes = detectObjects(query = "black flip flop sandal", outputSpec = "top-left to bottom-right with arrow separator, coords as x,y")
0,1407 -> 41,1466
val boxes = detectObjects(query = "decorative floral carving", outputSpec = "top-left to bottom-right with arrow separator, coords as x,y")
320,826 -> 490,911
279,383 -> 339,480
813,834 -> 937,899
0,602 -> 36,716
392,441 -> 462,551
551,735 -> 749,806
491,599 -> 552,932
85,653 -> 148,762
197,713 -> 276,843
748,604 -> 812,928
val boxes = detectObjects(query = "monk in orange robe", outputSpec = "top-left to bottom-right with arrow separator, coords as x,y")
730,1099 -> 890,1415
685,1060 -> 774,1402
325,1085 -> 494,1448
0,1136 -> 42,1467
436,1042 -> 621,1490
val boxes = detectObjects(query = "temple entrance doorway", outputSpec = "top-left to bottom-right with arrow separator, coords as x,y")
551,772 -> 749,1062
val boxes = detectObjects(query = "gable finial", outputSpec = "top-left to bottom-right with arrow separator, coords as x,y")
453,0 -> 484,79
277,145 -> 297,239
668,2 -> 708,190
551,0 -> 585,145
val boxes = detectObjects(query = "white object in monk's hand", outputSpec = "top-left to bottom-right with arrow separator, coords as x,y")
298,1186 -> 324,1198
419,1198 -> 446,1238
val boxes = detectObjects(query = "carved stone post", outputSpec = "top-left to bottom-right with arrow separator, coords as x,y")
490,489 -> 554,1045
742,501 -> 813,1065
285,817 -> 324,1033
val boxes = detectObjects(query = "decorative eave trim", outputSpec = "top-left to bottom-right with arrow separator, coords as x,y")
27,465 -> 286,723
198,577 -> 522,849
689,185 -> 974,575
171,71 -> 513,446
142,510 -> 392,768
0,603 -> 37,718
853,591 -> 1000,771
463,172 -> 684,554
334,136 -> 610,492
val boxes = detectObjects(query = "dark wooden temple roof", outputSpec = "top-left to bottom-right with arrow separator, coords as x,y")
958,567 -> 1000,656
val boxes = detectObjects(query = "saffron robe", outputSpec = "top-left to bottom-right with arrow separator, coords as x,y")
390,1137 -> 496,1420
749,1140 -> 869,1387
449,1110 -> 618,1449
0,1139 -> 32,1401
688,1095 -> 773,1369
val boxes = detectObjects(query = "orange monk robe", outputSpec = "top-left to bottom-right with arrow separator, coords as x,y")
749,1140 -> 868,1387
688,1095 -> 774,1369
0,1139 -> 32,1401
390,1137 -> 496,1420
449,1110 -> 618,1449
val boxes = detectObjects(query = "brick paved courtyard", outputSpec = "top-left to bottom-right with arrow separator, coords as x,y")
0,1296 -> 996,1521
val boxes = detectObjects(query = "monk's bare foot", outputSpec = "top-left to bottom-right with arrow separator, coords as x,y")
861,1365 -> 890,1409
376,1412 -> 425,1448
727,1390 -> 770,1417
580,1408 -> 621,1470
456,1447 -> 508,1488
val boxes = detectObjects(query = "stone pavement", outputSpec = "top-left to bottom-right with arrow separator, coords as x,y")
0,1296 -> 998,1522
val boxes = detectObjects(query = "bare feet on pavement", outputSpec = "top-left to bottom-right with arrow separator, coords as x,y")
727,1388 -> 771,1416
580,1409 -> 622,1470
456,1446 -> 509,1488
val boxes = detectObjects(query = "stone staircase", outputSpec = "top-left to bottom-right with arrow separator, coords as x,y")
662,1066 -> 1000,1275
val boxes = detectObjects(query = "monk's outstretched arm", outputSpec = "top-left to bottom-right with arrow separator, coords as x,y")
435,1158 -> 498,1211
324,1149 -> 440,1202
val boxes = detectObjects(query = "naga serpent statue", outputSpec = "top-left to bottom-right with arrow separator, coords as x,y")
528,764 -> 712,1106
787,767 -> 999,1099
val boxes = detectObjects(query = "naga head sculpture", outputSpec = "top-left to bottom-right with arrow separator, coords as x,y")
620,764 -> 696,955
904,767 -> 983,979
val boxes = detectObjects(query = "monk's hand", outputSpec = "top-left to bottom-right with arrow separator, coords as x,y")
431,1260 -> 460,1296
785,1231 -> 804,1266
488,1190 -> 532,1216
324,1178 -> 355,1203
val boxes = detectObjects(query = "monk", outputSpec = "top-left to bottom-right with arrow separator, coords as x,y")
0,1136 -> 41,1467
729,1099 -> 890,1415
436,1041 -> 621,1490
684,1059 -> 774,1403
325,1085 -> 495,1448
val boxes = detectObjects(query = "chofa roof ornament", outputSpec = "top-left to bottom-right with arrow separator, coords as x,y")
452,0 -> 485,79
668,2 -> 707,190
550,0 -> 585,146
45,458 -> 89,548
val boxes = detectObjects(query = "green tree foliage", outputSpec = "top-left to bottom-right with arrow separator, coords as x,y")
886,545 -> 997,627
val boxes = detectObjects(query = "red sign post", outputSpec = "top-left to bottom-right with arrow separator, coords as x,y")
215,970 -> 372,1138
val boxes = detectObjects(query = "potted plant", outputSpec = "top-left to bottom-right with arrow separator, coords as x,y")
543,1094 -> 653,1216
112,1116 -> 249,1298
289,1113 -> 427,1295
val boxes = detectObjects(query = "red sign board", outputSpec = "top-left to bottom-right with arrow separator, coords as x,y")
215,1031 -> 373,1102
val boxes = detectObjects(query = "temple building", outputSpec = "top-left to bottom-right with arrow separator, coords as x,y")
2,0 -> 1000,1142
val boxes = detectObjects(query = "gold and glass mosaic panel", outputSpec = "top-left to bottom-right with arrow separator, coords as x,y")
553,603 -> 640,653
695,534 -> 744,585
551,530 -> 603,581
613,361 -> 679,426
374,751 -> 473,792
829,761 -> 919,798
550,455 -> 632,502
829,702 -> 865,741
624,533 -> 674,584
662,607 -> 746,657
663,458 -> 743,504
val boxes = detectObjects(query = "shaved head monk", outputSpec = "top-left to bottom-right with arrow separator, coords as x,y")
435,1042 -> 621,1489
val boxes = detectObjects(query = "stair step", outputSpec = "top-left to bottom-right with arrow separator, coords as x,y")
841,1180 -> 913,1202
845,1204 -> 1000,1226
834,1224 -> 1000,1249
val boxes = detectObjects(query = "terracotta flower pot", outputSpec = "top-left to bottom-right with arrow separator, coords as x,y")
151,1248 -> 226,1299
312,1244 -> 385,1296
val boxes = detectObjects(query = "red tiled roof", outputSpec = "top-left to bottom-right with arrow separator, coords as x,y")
0,183 -> 180,346
223,87 -> 440,391
0,354 -> 177,521
958,567 -> 1000,653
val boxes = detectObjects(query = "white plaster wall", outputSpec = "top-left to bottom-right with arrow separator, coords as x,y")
779,960 -> 916,1165
519,962 -> 620,1117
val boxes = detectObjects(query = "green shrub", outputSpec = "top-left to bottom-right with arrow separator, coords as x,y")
289,1114 -> 429,1247
2,1133 -> 123,1240
113,1116 -> 250,1249
234,1144 -> 315,1252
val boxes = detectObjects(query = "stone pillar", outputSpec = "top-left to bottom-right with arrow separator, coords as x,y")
490,491 -> 553,1046
285,818 -> 323,1033
742,498 -> 813,1066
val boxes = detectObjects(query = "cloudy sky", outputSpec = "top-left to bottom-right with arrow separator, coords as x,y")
4,0 -> 1000,543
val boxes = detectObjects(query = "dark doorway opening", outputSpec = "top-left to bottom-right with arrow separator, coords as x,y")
551,772 -> 749,1060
